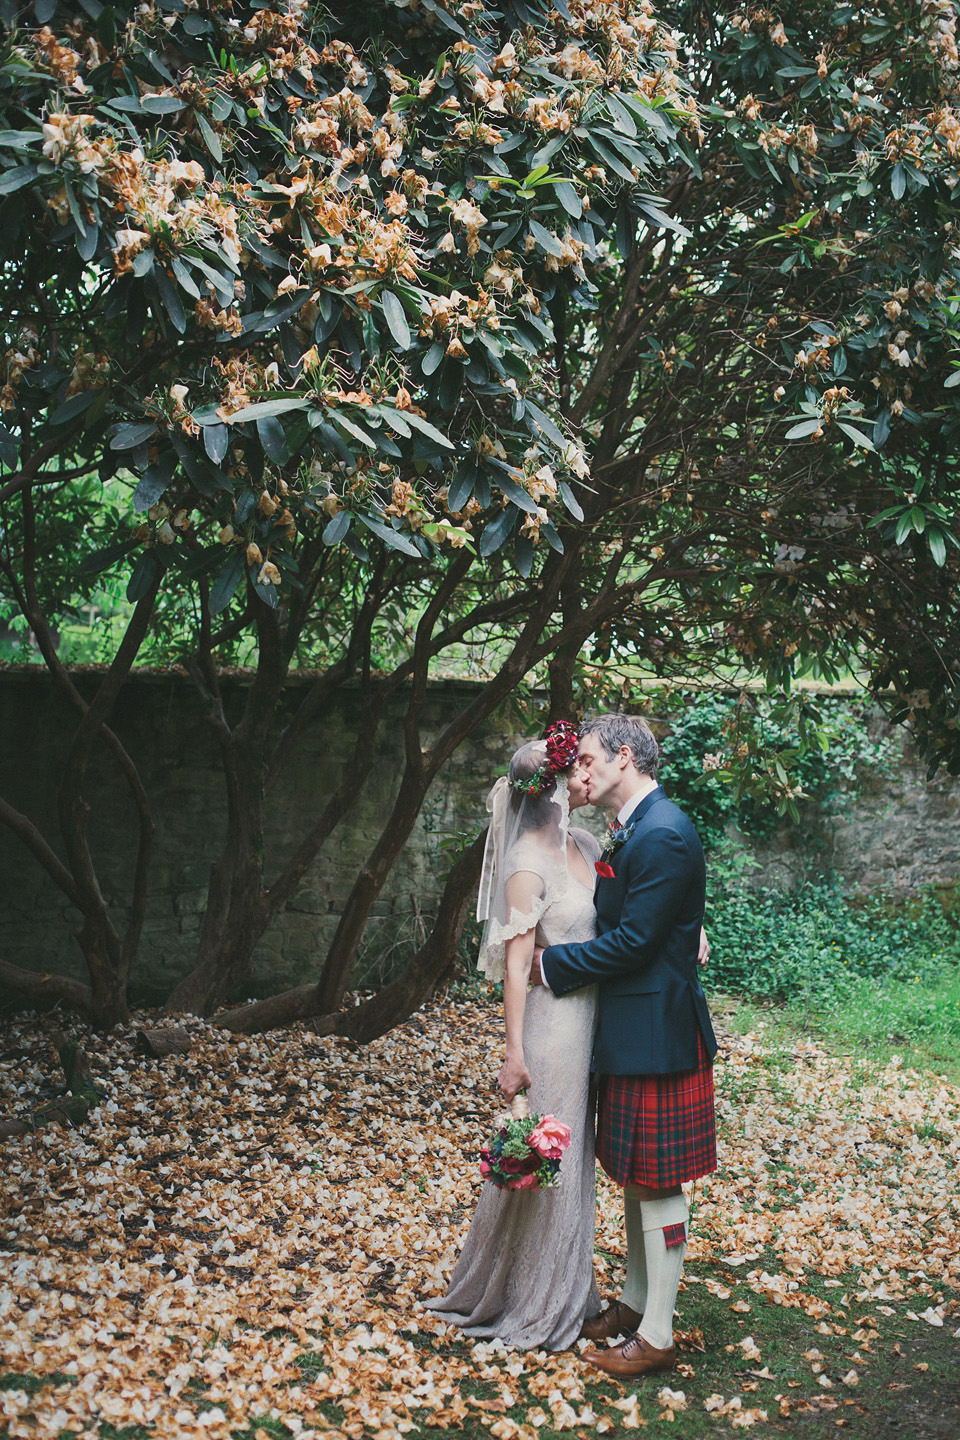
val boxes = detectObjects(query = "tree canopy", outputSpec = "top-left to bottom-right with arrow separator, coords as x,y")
1,0 -> 959,1033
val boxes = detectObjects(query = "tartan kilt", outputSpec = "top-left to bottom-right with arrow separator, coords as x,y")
596,1028 -> 717,1188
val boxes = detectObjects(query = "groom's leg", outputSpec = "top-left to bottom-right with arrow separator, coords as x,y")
635,1187 -> 688,1351
620,1184 -> 648,1315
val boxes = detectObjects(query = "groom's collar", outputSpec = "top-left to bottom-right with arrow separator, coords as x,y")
617,784 -> 664,827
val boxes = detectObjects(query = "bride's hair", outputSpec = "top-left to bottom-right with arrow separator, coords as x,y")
507,740 -> 558,830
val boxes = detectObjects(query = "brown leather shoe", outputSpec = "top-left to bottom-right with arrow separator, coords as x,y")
584,1332 -> 677,1378
578,1300 -> 642,1343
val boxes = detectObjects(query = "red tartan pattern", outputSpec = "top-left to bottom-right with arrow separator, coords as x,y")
662,1222 -> 687,1249
596,1028 -> 717,1188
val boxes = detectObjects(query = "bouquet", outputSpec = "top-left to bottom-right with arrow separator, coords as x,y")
480,1092 -> 572,1191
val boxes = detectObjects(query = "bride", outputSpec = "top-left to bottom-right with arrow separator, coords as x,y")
429,725 -> 602,1350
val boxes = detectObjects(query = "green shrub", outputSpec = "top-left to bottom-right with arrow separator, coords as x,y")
658,692 -> 900,845
704,844 -> 960,1003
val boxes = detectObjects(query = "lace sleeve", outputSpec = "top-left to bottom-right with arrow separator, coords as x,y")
477,847 -> 551,982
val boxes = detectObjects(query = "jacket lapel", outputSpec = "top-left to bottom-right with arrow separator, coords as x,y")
594,785 -> 665,897
613,785 -> 664,869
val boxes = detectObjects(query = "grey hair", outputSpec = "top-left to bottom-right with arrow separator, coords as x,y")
580,713 -> 659,779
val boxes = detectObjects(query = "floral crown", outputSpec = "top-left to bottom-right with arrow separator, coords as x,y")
508,721 -> 580,797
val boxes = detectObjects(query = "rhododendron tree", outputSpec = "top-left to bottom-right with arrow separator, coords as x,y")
1,0 -> 959,1037
0,0 -> 693,1028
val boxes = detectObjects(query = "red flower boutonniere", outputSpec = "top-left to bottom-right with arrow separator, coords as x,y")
595,860 -> 615,879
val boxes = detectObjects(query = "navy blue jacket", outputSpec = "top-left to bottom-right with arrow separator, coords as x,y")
542,786 -> 717,1076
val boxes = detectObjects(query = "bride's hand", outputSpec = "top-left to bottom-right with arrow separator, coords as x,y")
498,1054 -> 532,1103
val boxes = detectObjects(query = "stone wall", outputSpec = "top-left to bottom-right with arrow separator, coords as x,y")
0,670 -> 522,1002
1,671 -> 958,1003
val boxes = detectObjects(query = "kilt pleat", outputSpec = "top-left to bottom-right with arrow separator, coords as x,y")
596,1028 -> 717,1188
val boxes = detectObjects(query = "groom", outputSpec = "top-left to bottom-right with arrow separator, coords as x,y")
536,713 -> 718,1378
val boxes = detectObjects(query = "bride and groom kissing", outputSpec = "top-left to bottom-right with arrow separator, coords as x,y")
429,712 -> 718,1376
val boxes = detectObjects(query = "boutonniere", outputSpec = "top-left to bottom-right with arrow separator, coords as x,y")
599,820 -> 635,858
595,860 -> 615,879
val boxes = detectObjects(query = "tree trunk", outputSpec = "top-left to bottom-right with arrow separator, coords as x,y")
136,1026 -> 193,1058
0,959 -> 92,1018
163,812 -> 265,1014
165,669 -> 390,1017
217,830 -> 486,1037
335,830 -> 486,1044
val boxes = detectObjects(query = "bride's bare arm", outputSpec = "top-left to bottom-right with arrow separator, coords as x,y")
498,870 -> 542,1102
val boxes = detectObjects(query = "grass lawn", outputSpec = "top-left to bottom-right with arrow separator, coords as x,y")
1,983 -> 958,1440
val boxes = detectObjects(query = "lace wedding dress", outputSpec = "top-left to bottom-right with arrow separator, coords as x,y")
429,829 -> 600,1351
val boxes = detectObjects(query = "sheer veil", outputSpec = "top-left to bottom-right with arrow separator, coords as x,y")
476,739 -> 572,982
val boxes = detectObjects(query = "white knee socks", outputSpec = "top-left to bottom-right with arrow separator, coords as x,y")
620,1185 -> 648,1314
624,1189 -> 688,1351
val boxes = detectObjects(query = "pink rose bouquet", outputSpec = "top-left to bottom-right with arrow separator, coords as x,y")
480,1093 -> 572,1191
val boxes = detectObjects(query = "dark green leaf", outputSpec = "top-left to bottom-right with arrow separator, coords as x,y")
343,530 -> 370,563
447,466 -> 476,512
553,180 -> 582,218
605,93 -> 637,138
494,471 -> 539,515
401,411 -> 454,449
133,452 -> 177,510
97,5 -> 116,49
78,539 -> 136,575
559,481 -> 584,521
111,422 -> 158,451
514,535 -> 534,577
894,512 -> 914,544
358,514 -> 421,556
208,547 -> 246,615
422,342 -> 445,377
140,94 -> 185,114
334,413 -> 381,451
171,256 -> 201,299
836,421 -> 875,450
257,414 -> 288,464
480,506 -> 515,556
0,132 -> 42,149
541,521 -> 564,552
203,424 -> 229,464
126,548 -> 160,602
103,95 -> 144,113
228,397 -> 308,423
322,510 -> 351,546
528,219 -> 565,258
381,290 -> 411,350
634,195 -> 690,237
0,165 -> 38,196
153,266 -> 186,334
48,390 -> 101,427
197,113 -> 222,162
250,563 -> 280,608
785,418 -> 822,439
523,399 -> 567,449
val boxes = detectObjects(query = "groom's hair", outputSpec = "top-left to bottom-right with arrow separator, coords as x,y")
581,713 -> 659,779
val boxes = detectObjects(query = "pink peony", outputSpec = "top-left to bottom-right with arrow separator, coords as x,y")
527,1115 -> 572,1160
479,1159 -> 492,1178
